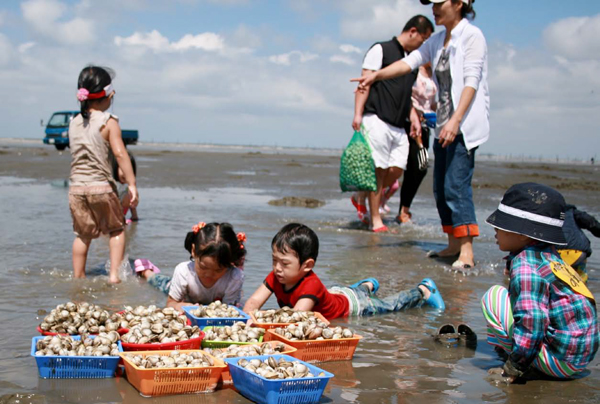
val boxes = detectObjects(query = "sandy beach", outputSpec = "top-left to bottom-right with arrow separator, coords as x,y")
1,139 -> 599,403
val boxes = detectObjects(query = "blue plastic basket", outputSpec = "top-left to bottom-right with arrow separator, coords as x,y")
225,354 -> 333,404
31,336 -> 123,379
182,305 -> 250,327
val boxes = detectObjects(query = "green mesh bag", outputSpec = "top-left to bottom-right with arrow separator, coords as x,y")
339,128 -> 377,192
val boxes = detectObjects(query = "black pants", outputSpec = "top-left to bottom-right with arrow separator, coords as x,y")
399,126 -> 430,211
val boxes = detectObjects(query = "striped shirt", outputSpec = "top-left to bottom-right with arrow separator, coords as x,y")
507,244 -> 599,373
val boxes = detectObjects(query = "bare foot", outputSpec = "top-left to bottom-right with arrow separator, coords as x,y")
432,247 -> 460,257
139,269 -> 154,280
108,277 -> 122,284
457,253 -> 475,268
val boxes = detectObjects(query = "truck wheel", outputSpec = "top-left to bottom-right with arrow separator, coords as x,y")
55,144 -> 67,151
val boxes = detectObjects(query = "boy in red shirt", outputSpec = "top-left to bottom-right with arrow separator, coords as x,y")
244,223 -> 445,320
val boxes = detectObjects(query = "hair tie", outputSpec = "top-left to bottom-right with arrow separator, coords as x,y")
77,88 -> 89,101
237,232 -> 247,249
192,222 -> 206,234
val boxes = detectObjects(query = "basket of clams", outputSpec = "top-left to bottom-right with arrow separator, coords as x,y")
37,302 -> 127,336
182,301 -> 250,328
250,307 -> 330,330
224,354 -> 333,404
31,333 -> 123,378
120,350 -> 226,396
201,322 -> 266,348
265,322 -> 362,363
203,341 -> 296,384
119,305 -> 203,351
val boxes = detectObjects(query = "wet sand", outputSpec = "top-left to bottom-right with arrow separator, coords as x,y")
1,140 -> 599,403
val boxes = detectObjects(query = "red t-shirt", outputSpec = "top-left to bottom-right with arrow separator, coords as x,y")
263,271 -> 349,320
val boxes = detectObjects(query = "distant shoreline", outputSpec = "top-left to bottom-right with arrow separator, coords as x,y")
0,137 -> 596,165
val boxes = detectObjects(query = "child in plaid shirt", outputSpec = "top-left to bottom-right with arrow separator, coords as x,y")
481,183 -> 599,382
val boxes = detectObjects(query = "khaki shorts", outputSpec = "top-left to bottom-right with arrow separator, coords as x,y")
69,185 -> 124,239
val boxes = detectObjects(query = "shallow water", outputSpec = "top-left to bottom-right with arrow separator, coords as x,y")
1,141 -> 600,403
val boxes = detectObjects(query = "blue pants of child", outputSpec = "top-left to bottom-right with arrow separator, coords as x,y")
148,274 -> 172,294
332,284 -> 424,316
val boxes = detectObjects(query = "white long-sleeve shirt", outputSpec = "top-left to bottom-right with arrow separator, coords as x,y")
402,19 -> 490,151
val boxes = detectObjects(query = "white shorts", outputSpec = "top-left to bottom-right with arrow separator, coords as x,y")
362,113 -> 409,170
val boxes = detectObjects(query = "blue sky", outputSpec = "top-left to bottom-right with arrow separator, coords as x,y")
0,0 -> 599,158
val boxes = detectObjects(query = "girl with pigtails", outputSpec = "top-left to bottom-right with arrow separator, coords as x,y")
137,222 -> 247,310
69,65 -> 138,284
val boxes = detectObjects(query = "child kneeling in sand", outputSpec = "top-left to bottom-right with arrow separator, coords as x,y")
138,222 -> 246,310
482,183 -> 599,383
244,223 -> 445,320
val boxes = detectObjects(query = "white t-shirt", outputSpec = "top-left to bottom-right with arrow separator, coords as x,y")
168,260 -> 244,306
362,44 -> 383,71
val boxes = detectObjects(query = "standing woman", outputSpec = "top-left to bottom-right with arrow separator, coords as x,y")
352,0 -> 489,271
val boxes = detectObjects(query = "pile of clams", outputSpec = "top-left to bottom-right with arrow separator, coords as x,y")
203,342 -> 288,359
204,322 -> 265,343
271,323 -> 354,341
120,306 -> 201,344
34,332 -> 120,357
39,302 -> 115,335
124,351 -> 215,369
237,357 -> 325,379
190,301 -> 242,318
252,307 -> 324,324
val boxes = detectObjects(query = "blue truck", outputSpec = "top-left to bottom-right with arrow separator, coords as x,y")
42,110 -> 138,150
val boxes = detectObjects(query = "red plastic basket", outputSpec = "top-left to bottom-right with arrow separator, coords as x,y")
250,311 -> 330,330
37,325 -> 127,337
264,330 -> 362,363
120,350 -> 226,396
121,331 -> 204,352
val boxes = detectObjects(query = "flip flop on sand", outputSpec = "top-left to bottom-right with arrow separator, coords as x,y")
433,324 -> 459,346
372,225 -> 389,233
456,323 -> 477,347
351,196 -> 369,225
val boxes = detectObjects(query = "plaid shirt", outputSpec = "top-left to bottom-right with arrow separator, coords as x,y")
507,244 -> 599,372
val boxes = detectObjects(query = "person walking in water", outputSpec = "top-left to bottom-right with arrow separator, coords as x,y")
68,66 -> 138,284
350,15 -> 434,232
352,0 -> 489,270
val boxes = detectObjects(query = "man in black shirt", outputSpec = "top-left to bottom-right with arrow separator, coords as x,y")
351,15 -> 434,232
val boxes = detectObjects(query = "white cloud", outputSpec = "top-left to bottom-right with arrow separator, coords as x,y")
330,55 -> 355,65
340,44 -> 361,54
18,42 -> 36,53
21,0 -> 95,45
543,14 -> 600,60
338,0 -> 425,41
114,30 -> 225,53
0,34 -> 12,66
268,50 -> 319,66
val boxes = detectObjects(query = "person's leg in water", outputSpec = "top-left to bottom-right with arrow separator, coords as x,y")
73,236 -> 91,278
369,167 -> 403,230
443,136 -> 478,268
398,129 -> 429,223
353,278 -> 444,315
107,230 -> 126,284
351,191 -> 369,224
431,140 -> 461,257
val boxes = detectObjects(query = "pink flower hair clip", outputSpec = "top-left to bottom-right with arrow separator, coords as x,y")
237,232 -> 247,248
76,88 -> 89,101
192,222 -> 206,234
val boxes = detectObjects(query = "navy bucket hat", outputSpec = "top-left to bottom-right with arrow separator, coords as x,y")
486,183 -> 567,245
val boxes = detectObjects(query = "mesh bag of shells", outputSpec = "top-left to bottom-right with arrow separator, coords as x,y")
203,341 -> 297,384
225,354 -> 333,404
182,301 -> 250,328
120,350 -> 226,396
38,302 -> 125,336
31,334 -> 123,379
250,307 -> 330,330
201,322 -> 266,348
265,323 -> 362,363
120,306 -> 203,351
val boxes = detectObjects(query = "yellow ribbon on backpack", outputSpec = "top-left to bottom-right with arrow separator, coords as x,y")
550,261 -> 595,301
